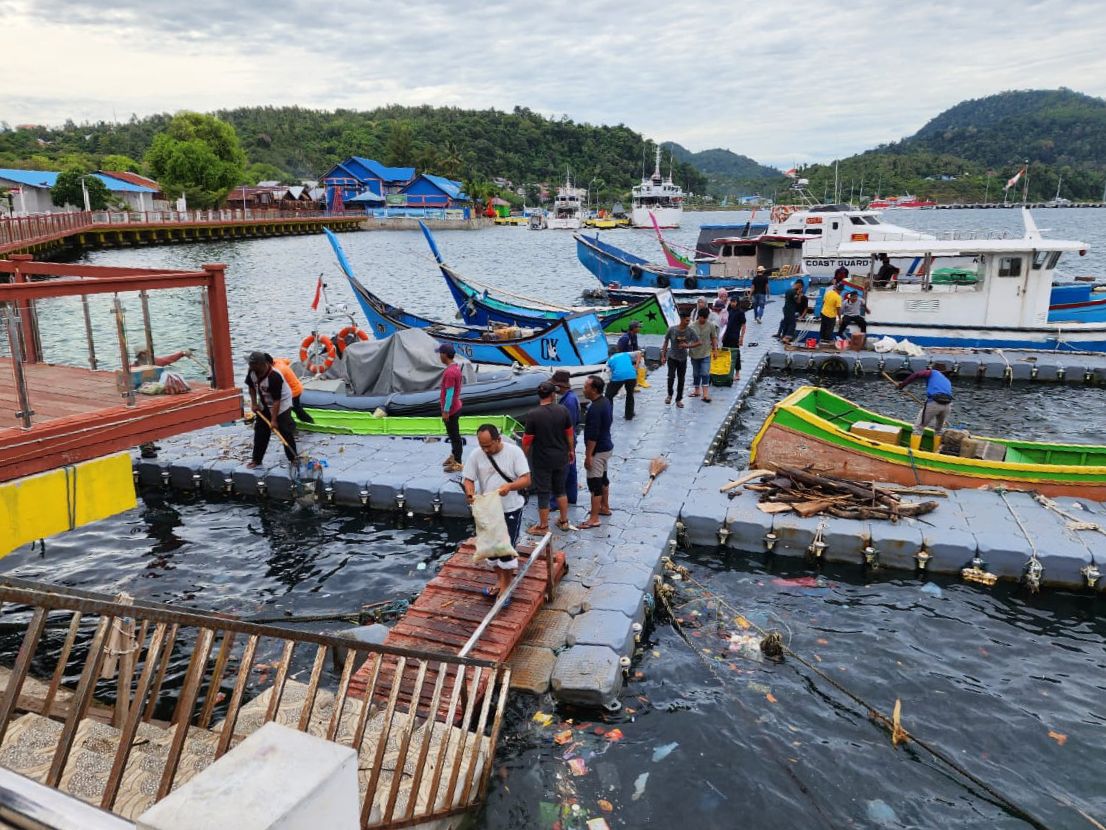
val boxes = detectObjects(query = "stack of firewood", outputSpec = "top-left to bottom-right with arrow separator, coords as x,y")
726,465 -> 940,521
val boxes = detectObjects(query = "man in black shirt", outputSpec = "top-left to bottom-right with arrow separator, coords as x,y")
750,266 -> 769,323
522,382 -> 576,534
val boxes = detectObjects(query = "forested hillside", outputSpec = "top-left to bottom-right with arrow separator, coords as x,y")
794,89 -> 1106,203
0,105 -> 708,203
663,142 -> 785,198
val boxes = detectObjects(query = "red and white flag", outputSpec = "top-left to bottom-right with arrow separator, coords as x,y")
310,275 -> 323,311
784,168 -> 798,178
1004,166 -> 1025,190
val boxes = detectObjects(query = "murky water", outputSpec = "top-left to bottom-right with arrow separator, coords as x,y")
4,209 -> 1106,828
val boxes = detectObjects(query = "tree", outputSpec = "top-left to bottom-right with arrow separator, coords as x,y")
100,154 -> 143,173
144,112 -> 247,208
384,122 -> 415,167
243,161 -> 292,184
52,169 -> 110,210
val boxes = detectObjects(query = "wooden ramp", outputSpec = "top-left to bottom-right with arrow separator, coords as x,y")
350,540 -> 566,718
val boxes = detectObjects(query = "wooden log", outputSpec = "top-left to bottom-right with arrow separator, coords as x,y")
720,469 -> 772,492
776,465 -> 899,507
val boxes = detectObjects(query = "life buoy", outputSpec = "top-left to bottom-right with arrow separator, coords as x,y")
656,274 -> 671,289
629,265 -> 643,280
300,334 -> 336,374
683,275 -> 698,290
337,325 -> 369,345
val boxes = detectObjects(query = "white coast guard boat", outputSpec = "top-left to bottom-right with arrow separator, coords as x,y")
631,147 -> 684,228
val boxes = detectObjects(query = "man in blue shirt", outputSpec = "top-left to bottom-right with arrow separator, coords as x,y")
605,347 -> 640,420
616,320 -> 641,353
898,361 -> 954,452
548,370 -> 580,509
579,375 -> 614,528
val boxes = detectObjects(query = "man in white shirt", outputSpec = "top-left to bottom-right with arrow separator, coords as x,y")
462,423 -> 532,598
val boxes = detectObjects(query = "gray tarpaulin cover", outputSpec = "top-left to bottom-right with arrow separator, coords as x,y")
339,329 -> 478,395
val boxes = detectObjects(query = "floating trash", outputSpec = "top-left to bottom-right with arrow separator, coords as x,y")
865,799 -> 899,827
632,772 -> 649,801
920,581 -> 943,598
651,742 -> 678,763
532,712 -> 554,727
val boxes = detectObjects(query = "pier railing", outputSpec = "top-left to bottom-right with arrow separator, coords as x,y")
0,578 -> 509,828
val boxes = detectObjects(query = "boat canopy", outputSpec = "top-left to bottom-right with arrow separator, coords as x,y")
837,238 -> 1088,257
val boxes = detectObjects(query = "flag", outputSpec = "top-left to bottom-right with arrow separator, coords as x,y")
310,275 -> 323,311
1004,166 -> 1025,190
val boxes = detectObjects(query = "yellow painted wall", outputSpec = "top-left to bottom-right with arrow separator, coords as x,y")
0,452 -> 137,557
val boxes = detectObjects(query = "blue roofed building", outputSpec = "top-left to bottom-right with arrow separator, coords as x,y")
320,156 -> 471,219
320,156 -> 416,211
0,168 -> 158,215
400,174 -> 470,210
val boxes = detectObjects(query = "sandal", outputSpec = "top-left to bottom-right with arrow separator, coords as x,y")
676,400 -> 684,408
482,587 -> 511,606
527,524 -> 549,536
598,510 -> 613,516
557,519 -> 577,532
579,519 -> 602,529
703,396 -> 712,403
665,396 -> 672,405
689,390 -> 700,398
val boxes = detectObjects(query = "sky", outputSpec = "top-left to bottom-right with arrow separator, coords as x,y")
4,0 -> 1106,168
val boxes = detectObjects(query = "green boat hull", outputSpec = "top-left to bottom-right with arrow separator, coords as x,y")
295,411 -> 523,437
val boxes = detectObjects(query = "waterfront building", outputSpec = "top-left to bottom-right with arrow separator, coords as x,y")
0,167 -> 159,214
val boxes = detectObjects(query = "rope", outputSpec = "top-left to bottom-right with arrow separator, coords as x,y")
658,562 -> 1058,830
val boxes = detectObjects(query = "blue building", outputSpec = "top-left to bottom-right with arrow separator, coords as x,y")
321,156 -> 471,219
320,157 -> 415,211
400,174 -> 469,210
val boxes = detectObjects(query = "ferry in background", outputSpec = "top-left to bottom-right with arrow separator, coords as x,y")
867,194 -> 937,209
631,147 -> 684,228
548,175 -> 587,230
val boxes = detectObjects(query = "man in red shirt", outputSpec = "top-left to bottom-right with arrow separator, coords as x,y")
438,343 -> 464,472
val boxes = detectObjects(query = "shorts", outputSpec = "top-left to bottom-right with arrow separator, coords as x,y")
532,465 -> 566,500
487,554 -> 519,571
587,451 -> 612,478
586,473 -> 609,496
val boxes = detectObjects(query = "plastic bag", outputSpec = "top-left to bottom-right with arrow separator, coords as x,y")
161,371 -> 190,394
636,362 -> 650,388
895,338 -> 924,357
471,492 -> 516,562
873,336 -> 898,353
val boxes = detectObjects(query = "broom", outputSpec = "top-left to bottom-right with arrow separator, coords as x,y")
642,456 -> 669,495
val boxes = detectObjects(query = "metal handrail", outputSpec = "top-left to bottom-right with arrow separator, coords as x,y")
0,766 -> 134,830
457,533 -> 553,658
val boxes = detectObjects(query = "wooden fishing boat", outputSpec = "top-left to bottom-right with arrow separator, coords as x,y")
750,386 -> 1106,499
415,219 -> 679,335
324,228 -> 610,368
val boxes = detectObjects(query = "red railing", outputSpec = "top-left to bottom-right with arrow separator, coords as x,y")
0,209 -> 360,253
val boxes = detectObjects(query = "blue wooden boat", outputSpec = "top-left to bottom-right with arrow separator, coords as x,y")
1048,283 -> 1106,323
575,233 -> 801,298
324,228 -> 609,367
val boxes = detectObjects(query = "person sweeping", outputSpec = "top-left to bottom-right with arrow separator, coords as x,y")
245,350 -> 298,469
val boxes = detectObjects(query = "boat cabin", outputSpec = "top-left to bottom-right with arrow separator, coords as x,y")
838,236 -> 1088,329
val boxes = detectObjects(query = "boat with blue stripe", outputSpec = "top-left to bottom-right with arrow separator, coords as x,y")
324,228 -> 609,367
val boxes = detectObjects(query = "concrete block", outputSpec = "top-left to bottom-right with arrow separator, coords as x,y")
596,562 -> 656,594
1008,362 -> 1033,381
521,609 -> 572,650
768,351 -> 789,370
232,466 -> 268,497
330,471 -> 370,508
870,521 -> 925,570
1034,360 -> 1061,382
770,512 -> 823,557
907,356 -> 928,373
918,496 -> 977,573
263,468 -> 296,501
137,722 -> 359,830
725,494 -> 775,554
1005,492 -> 1091,587
403,476 -> 444,514
1061,359 -> 1089,381
788,353 -> 812,371
953,489 -> 1031,578
609,543 -> 665,575
508,645 -> 556,695
548,581 -> 589,615
681,489 -> 731,546
201,458 -> 240,495
583,583 -> 647,626
168,457 -> 205,491
858,354 -> 884,374
368,473 -> 406,509
551,645 -> 623,708
567,610 -> 635,654
953,357 -> 980,378
691,465 -> 744,491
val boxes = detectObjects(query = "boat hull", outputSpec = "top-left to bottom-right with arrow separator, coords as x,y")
753,423 -> 1106,500
631,205 -> 682,228
864,320 -> 1106,352
547,217 -> 582,230
576,234 -> 799,295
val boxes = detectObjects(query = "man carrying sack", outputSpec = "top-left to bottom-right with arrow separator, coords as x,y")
462,423 -> 532,600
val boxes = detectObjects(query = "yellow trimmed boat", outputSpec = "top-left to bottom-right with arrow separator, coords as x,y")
750,386 -> 1106,499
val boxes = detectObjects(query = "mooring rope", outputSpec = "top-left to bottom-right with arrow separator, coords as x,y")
657,560 -> 1059,830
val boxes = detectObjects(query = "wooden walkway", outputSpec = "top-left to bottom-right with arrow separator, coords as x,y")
349,540 -> 566,718
0,359 -> 241,482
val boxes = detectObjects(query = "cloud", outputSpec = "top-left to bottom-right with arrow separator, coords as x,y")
4,0 -> 1106,166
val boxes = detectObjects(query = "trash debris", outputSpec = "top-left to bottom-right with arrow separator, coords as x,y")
760,631 -> 785,659
891,698 -> 907,746
744,466 -> 939,520
605,728 -> 624,742
866,799 -> 900,827
587,819 -> 611,830
597,799 -> 613,813
1048,729 -> 1068,746
651,742 -> 678,763
568,757 -> 588,776
765,692 -> 778,704
532,712 -> 554,727
920,581 -> 943,598
554,729 -> 574,745
727,633 -> 763,660
632,772 -> 649,801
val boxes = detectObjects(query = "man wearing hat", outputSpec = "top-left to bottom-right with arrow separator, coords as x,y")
751,265 -> 769,324
549,369 -> 580,510
245,350 -> 298,469
616,320 -> 641,354
898,362 -> 954,452
437,343 -> 464,473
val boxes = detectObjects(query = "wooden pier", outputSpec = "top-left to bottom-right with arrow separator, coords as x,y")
350,540 -> 566,718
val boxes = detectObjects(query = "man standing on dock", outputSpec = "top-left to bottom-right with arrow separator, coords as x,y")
523,381 -> 575,535
898,362 -> 954,452
245,351 -> 298,469
616,320 -> 641,354
549,370 -> 580,511
689,306 -> 719,402
819,282 -> 843,343
776,279 -> 808,343
751,266 -> 769,324
579,375 -> 613,529
438,343 -> 464,473
660,306 -> 699,407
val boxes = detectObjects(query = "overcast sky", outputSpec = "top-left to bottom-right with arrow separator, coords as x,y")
4,0 -> 1106,167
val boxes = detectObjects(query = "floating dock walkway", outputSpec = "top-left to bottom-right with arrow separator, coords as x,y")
131,298 -> 1106,709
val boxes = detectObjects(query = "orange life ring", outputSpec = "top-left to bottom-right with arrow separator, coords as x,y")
299,334 -> 336,374
336,325 -> 370,345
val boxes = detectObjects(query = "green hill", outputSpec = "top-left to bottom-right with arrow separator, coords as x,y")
662,141 -> 785,198
0,105 -> 707,204
794,88 -> 1106,203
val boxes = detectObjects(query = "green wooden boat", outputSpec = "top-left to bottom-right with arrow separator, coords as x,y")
750,386 -> 1106,498
295,411 -> 522,437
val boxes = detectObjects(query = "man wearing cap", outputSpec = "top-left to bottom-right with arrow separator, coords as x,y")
751,266 -> 769,324
549,369 -> 580,510
245,350 -> 297,469
522,381 -> 575,534
616,320 -> 641,354
437,343 -> 464,473
898,362 -> 954,452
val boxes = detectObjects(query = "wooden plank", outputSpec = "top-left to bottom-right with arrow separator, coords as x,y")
349,546 -> 565,721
